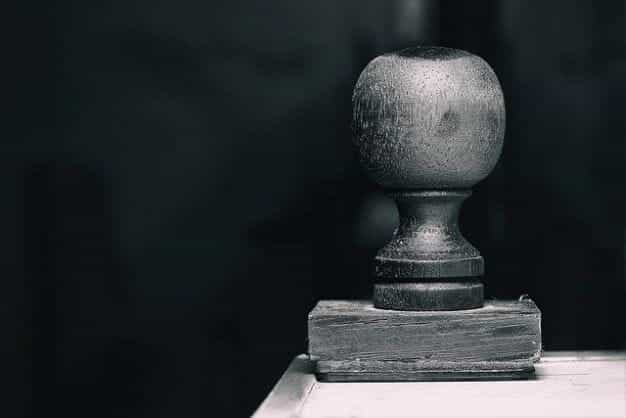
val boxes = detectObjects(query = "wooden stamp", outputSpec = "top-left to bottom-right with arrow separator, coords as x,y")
307,46 -> 542,381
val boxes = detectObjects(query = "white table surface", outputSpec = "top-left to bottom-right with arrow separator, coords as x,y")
253,351 -> 626,418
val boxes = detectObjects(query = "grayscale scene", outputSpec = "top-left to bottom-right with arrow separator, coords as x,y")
7,1 -> 625,417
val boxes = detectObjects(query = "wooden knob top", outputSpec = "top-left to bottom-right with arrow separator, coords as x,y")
352,46 -> 505,190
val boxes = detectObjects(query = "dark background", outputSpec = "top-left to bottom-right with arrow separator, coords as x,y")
5,1 -> 625,417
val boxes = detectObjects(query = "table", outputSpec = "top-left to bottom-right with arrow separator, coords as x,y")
253,351 -> 625,417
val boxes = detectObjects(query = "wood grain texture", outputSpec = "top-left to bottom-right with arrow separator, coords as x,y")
308,299 -> 541,381
372,190 -> 484,282
351,47 -> 507,307
352,47 -> 505,190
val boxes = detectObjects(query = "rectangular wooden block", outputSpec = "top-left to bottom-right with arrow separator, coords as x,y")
308,299 -> 541,381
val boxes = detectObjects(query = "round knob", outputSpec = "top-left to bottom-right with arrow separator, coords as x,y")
352,46 -> 505,190
352,47 -> 506,311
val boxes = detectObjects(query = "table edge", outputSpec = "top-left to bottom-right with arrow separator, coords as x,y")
252,350 -> 625,418
252,354 -> 316,418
